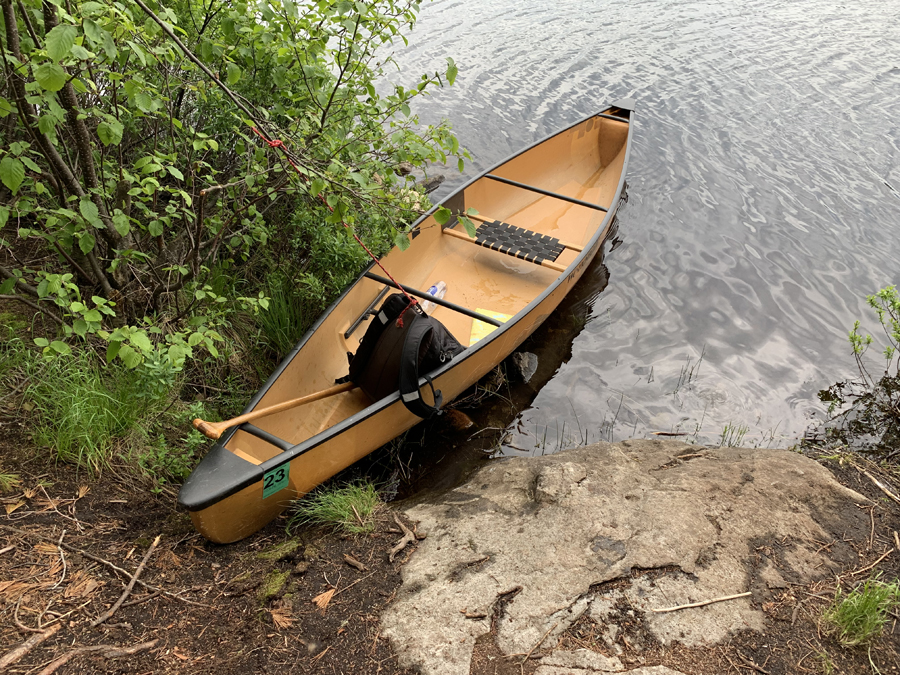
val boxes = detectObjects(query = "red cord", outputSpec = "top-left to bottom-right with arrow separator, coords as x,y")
250,127 -> 418,324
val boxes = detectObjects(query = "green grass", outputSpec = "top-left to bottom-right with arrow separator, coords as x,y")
0,472 -> 21,492
288,481 -> 382,534
256,272 -> 315,360
823,576 -> 900,646
21,349 -> 160,473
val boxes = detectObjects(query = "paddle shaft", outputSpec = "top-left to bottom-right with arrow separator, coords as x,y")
193,382 -> 356,440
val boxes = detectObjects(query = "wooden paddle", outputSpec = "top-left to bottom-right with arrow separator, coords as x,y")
193,381 -> 356,440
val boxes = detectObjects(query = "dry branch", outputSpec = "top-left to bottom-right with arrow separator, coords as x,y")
650,591 -> 752,613
861,469 -> 900,506
389,513 -> 415,562
91,535 -> 160,627
36,639 -> 159,675
0,623 -> 62,669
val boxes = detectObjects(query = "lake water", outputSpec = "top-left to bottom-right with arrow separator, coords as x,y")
387,0 -> 900,457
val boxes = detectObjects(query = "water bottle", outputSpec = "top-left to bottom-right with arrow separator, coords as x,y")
421,281 -> 447,314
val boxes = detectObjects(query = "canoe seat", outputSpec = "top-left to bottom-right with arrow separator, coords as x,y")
465,219 -> 567,265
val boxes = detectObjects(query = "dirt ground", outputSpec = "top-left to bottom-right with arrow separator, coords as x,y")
2,415 -> 900,675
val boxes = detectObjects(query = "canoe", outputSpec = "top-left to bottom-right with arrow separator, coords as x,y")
178,100 -> 635,543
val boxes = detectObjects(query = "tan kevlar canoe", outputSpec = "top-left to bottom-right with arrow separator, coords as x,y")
178,100 -> 635,543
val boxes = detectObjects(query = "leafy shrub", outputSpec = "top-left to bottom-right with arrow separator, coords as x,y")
0,0 -> 466,375
818,286 -> 900,455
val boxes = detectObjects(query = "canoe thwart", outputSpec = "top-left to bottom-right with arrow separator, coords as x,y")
344,286 -> 390,339
484,174 -> 609,212
363,272 -> 503,327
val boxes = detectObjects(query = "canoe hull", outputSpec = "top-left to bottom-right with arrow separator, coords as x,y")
181,101 -> 635,543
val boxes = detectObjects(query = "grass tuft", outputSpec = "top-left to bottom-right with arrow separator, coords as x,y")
21,351 -> 157,473
0,472 -> 21,492
823,575 -> 900,646
288,481 -> 381,534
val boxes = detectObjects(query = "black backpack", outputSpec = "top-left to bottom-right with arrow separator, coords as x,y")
347,293 -> 465,418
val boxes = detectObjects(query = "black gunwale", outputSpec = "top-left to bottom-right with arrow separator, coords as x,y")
179,101 -> 635,511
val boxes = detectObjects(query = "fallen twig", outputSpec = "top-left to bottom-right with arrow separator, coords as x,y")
343,553 -> 367,571
521,620 -> 560,674
333,571 -> 377,598
847,548 -> 892,577
36,638 -> 159,675
51,529 -> 67,590
861,470 -> 900,506
738,653 -> 772,675
388,513 -> 415,562
894,531 -> 899,551
0,623 -> 62,669
651,591 -> 751,613
91,535 -> 160,627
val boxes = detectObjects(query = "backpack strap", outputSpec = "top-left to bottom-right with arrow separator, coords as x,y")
398,315 -> 444,418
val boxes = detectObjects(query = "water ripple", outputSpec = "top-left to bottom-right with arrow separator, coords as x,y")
390,0 -> 900,450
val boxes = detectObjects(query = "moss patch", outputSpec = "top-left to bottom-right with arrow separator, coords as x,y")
256,538 -> 302,562
258,569 -> 290,605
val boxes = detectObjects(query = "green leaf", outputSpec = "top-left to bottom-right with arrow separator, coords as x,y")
226,62 -> 241,85
0,277 -> 16,294
70,44 -> 94,60
187,332 -> 203,347
106,341 -> 122,363
72,319 -> 87,336
148,220 -> 163,237
0,157 -> 25,194
34,337 -> 49,347
446,58 -> 458,86
20,156 -> 40,172
393,231 -> 410,251
458,157 -> 464,173
78,232 -> 95,254
0,207 -> 7,229
167,166 -> 184,181
433,206 -> 451,226
0,96 -> 13,118
400,103 -> 411,118
97,119 -> 123,146
460,216 -> 477,238
50,340 -> 71,355
112,212 -> 130,237
82,308 -> 102,322
309,178 -> 326,197
134,92 -> 152,112
34,63 -> 67,92
79,199 -> 101,226
82,19 -> 102,43
38,115 -> 57,134
129,331 -> 153,352
45,24 -> 77,61
117,343 -> 142,369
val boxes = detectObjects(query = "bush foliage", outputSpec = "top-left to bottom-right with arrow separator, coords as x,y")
0,0 -> 465,382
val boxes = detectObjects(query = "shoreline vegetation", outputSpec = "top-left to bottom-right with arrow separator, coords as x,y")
1,0 -> 899,671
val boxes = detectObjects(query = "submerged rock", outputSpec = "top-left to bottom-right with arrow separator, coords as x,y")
380,440 -> 868,675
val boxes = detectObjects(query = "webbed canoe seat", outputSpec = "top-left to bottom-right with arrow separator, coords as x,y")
443,213 -> 585,273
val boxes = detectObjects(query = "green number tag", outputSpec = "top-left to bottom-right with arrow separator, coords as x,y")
262,465 -> 289,498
